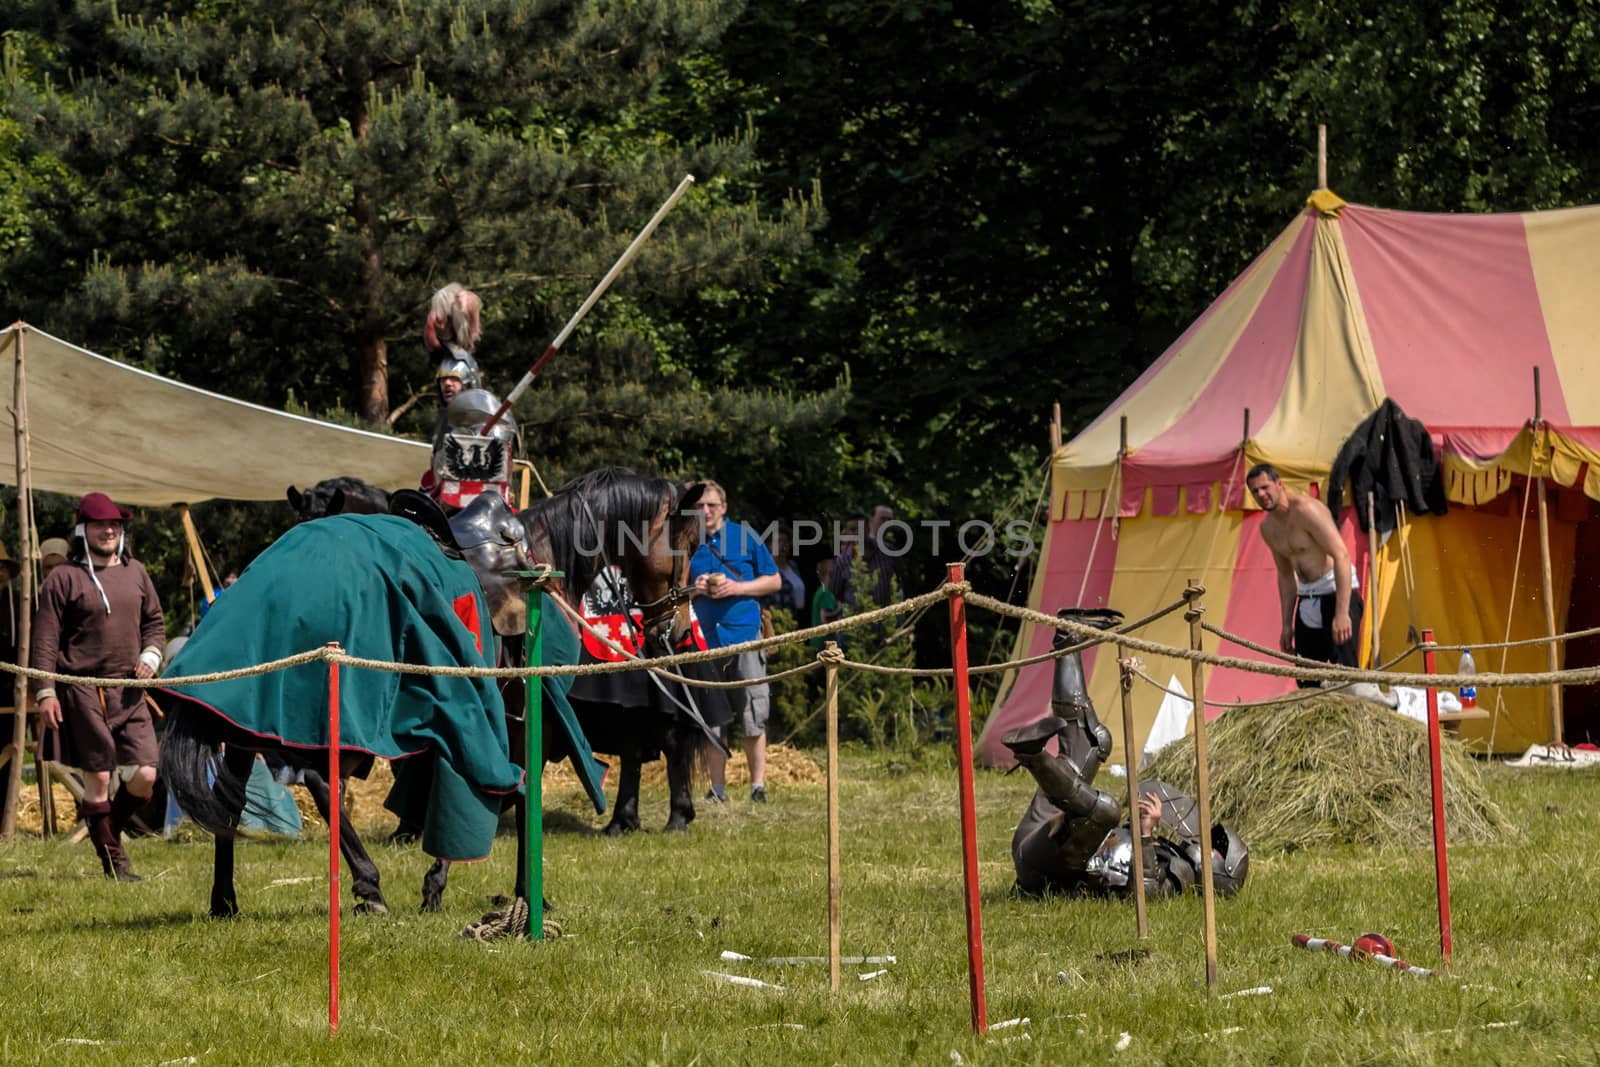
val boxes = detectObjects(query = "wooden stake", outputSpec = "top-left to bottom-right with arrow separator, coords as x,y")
1533,368 -> 1563,743
1367,493 -> 1381,666
178,504 -> 216,605
2,328 -> 33,840
1184,580 -> 1219,989
1420,630 -> 1454,965
824,642 -> 841,992
1117,646 -> 1148,939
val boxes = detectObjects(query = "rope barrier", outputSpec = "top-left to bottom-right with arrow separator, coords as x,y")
14,579 -> 1600,695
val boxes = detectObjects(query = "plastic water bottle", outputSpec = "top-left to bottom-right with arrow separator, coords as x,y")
1458,649 -> 1477,710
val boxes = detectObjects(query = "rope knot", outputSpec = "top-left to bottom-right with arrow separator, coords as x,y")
1184,606 -> 1204,623
816,643 -> 846,666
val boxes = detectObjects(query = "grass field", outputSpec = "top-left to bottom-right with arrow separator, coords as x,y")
3,751 -> 1599,1065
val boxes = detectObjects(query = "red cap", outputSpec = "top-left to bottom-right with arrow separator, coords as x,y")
76,492 -> 131,523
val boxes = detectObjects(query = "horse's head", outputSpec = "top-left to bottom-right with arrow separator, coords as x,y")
287,478 -> 391,522
515,469 -> 699,651
448,492 -> 535,637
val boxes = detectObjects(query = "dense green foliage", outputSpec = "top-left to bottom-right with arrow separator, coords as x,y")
7,0 -> 1600,662
0,758 -> 1590,1063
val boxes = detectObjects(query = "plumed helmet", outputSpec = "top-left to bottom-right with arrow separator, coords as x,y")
436,346 -> 483,390
1209,823 -> 1249,895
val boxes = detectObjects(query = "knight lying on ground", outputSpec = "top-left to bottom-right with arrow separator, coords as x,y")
1002,608 -> 1249,899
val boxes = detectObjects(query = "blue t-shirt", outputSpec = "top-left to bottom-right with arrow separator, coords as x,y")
689,520 -> 778,648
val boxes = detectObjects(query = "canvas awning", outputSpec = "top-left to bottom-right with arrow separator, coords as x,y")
0,324 -> 430,506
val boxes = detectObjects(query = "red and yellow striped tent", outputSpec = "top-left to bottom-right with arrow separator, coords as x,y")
982,190 -> 1600,765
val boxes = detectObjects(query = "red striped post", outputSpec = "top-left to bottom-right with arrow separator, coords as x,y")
946,563 -> 987,1033
1420,630 -> 1453,965
327,653 -> 341,1035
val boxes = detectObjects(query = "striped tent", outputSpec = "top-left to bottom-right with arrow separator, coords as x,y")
981,189 -> 1600,766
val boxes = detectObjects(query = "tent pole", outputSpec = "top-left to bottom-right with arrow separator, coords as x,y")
1316,124 -> 1327,190
3,327 -> 35,839
178,504 -> 216,606
1367,493 -> 1381,666
1533,368 -> 1563,744
1050,403 -> 1061,452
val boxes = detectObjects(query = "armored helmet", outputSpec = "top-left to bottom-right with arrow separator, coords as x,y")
1208,823 -> 1249,896
435,345 -> 483,391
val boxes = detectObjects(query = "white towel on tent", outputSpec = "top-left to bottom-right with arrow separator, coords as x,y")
1141,675 -> 1193,767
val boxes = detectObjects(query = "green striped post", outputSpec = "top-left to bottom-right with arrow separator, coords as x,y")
525,585 -> 544,940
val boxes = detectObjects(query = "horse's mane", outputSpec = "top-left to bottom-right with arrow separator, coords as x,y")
520,467 -> 678,604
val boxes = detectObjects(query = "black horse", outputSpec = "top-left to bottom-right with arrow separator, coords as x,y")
161,473 -> 704,924
286,477 -> 392,521
417,470 -> 712,905
158,493 -> 543,922
521,470 -> 715,836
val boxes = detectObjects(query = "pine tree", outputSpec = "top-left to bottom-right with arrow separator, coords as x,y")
3,0 -> 826,458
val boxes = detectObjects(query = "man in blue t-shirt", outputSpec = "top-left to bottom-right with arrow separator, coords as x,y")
689,480 -> 780,803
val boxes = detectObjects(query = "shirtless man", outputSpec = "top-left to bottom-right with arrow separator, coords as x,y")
1246,463 -> 1363,687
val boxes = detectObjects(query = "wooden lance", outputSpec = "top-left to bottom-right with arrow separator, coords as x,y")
481,176 -> 696,433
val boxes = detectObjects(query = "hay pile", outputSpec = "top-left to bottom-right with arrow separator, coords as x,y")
1139,693 -> 1515,852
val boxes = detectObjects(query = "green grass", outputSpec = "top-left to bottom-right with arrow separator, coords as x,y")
3,756 -> 1599,1065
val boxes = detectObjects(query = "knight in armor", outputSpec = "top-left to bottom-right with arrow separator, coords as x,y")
419,283 -> 519,511
1003,608 -> 1249,900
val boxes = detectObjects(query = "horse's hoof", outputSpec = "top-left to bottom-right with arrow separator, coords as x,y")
209,899 -> 239,919
354,898 -> 390,916
664,817 -> 690,833
602,820 -> 637,836
420,896 -> 442,913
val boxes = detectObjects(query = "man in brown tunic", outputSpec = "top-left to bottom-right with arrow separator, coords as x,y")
32,493 -> 165,880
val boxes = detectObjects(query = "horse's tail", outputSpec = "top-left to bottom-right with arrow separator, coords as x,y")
158,700 -> 249,839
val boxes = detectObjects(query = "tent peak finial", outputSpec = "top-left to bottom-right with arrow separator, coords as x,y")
1306,189 -> 1347,218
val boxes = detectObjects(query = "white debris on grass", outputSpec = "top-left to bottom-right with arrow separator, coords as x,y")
721,950 -> 896,965
1207,1027 -> 1247,1038
1115,1033 -> 1133,1052
265,877 -> 315,887
990,1017 -> 1029,1030
702,971 -> 785,992
859,970 -> 889,981
1220,985 -> 1273,1000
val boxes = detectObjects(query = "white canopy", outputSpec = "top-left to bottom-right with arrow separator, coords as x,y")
0,324 -> 430,506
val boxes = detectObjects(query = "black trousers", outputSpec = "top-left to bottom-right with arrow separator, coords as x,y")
1293,589 -> 1364,689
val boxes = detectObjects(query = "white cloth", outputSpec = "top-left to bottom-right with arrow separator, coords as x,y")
1295,566 -> 1359,628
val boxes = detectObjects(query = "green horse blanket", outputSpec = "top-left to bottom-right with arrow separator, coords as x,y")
159,514 -> 601,861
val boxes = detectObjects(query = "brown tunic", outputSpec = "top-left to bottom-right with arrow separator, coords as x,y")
31,556 -> 165,771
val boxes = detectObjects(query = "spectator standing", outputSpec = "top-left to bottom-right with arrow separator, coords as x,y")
829,504 -> 899,608
767,527 -> 806,615
808,557 -> 842,650
31,493 -> 165,880
689,481 -> 780,803
38,536 -> 70,579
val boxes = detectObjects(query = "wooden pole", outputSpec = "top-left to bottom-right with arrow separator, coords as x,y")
3,328 -> 34,840
1184,580 -> 1219,989
1050,403 -> 1062,452
824,641 -> 841,992
327,651 -> 341,1036
946,563 -> 987,1034
1420,630 -> 1454,965
1534,367 -> 1564,743
526,588 -> 545,940
1317,124 -> 1327,190
1367,493 -> 1381,666
1117,647 -> 1148,939
177,504 -> 216,605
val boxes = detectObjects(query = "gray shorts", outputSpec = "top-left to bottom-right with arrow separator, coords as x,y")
725,650 -> 770,737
